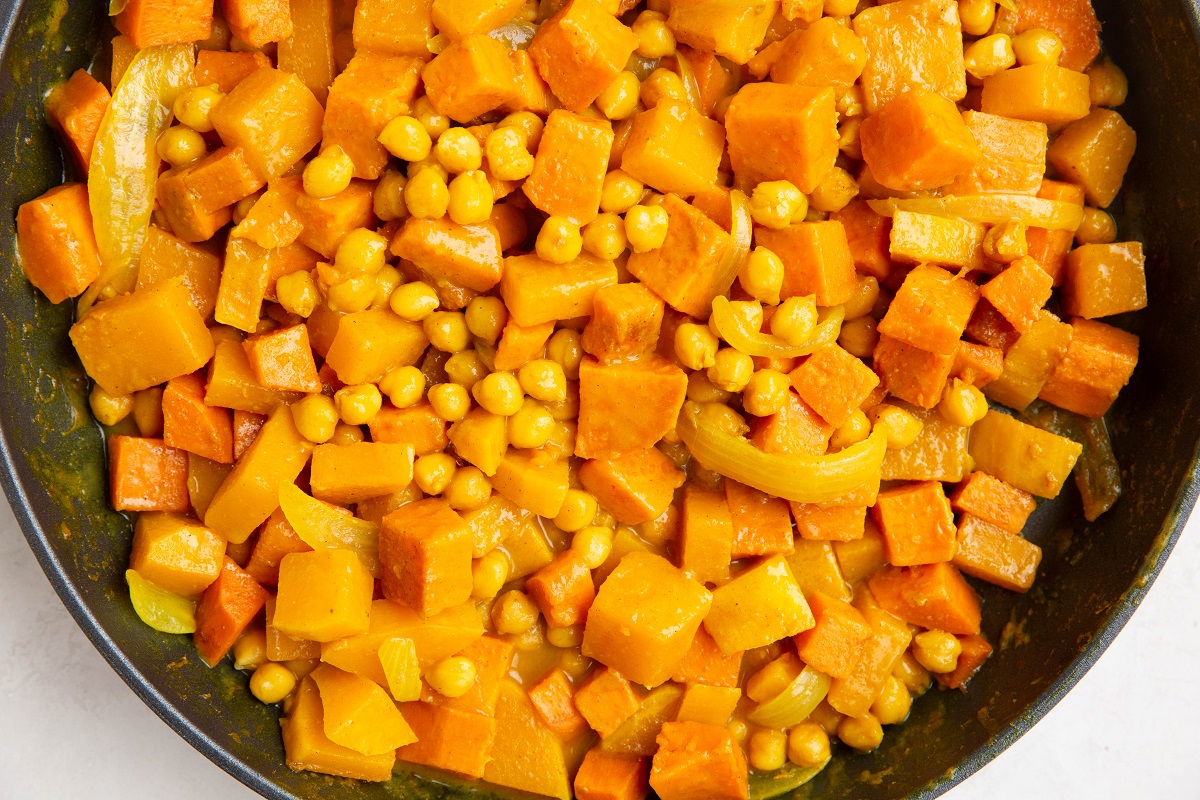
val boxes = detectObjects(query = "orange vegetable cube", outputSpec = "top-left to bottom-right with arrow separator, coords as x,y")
755,220 -> 857,305
725,82 -> 837,192
704,555 -> 814,654
211,68 -> 325,180
493,320 -> 555,371
868,562 -> 982,635
983,310 -> 1071,411
860,90 -> 981,192
168,146 -> 267,220
282,677 -> 396,781
397,701 -> 497,778
136,226 -> 221,320
500,253 -> 618,327
1039,318 -> 1139,418
980,256 -> 1055,333
1062,242 -> 1147,319
195,50 -> 273,93
581,284 -> 665,364
243,324 -> 321,393
964,299 -> 1021,352
324,308 -> 429,385
276,0 -> 336,103
460,494 -> 531,558
790,502 -> 866,543
793,591 -> 872,679
953,513 -> 1042,592
310,441 -> 416,505
871,481 -> 956,567
934,633 -> 993,690
832,524 -> 886,585
503,48 -> 558,115
130,512 -> 226,597
576,355 -> 688,459
483,680 -> 571,799
368,401 -> 448,456
492,447 -> 570,517
521,110 -> 614,225
670,625 -> 743,688
526,550 -> 596,628
116,0 -> 214,48
421,635 -> 514,716
830,199 -> 893,281
222,0 -> 294,47
981,63 -> 1091,126
323,52 -> 423,178
45,69 -> 109,175
432,0 -> 525,39
1047,109 -> 1137,209
353,0 -> 435,58
575,749 -> 650,800
679,487 -> 734,585
1012,0 -> 1100,72
726,480 -> 793,558
391,217 -> 503,293
292,180 -> 378,259
879,403 -> 970,484
625,194 -> 731,317
529,668 -> 589,739
878,265 -> 980,356
950,472 -> 1035,534
852,0 -> 966,113
528,0 -> 638,112
667,0 -> 773,65
578,447 -> 684,526
1026,180 -> 1086,286
380,499 -> 473,617
947,111 -> 1048,196
162,373 -> 234,464
215,237 -> 273,333
582,552 -> 712,686
193,556 -> 270,666
952,341 -> 1005,388
274,549 -> 374,642
155,173 -> 231,244
448,408 -> 509,477
205,336 -> 300,415
788,344 -> 880,428
16,183 -> 101,304
825,591 -> 910,717
423,34 -> 520,122
246,507 -> 313,586
888,211 -> 986,270
575,666 -> 643,738
770,17 -> 867,89
650,722 -> 748,800
620,101 -> 724,197
872,334 -> 955,409
749,389 -> 832,456
310,663 -> 417,754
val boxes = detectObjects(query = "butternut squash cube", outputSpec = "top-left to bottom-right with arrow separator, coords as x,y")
370,401 -> 449,457
704,555 -> 813,655
274,548 -> 374,641
726,480 -> 793,557
211,68 -> 324,179
626,194 -> 730,317
582,552 -> 712,686
130,512 -> 226,597
679,487 -> 734,585
1063,241 -> 1147,320
725,82 -> 837,192
223,0 -> 294,48
872,335 -> 955,409
500,253 -> 618,327
16,183 -> 101,303
880,403 -> 970,483
447,408 -> 509,476
70,279 -> 214,396
206,336 -> 300,414
529,668 -> 589,739
831,200 -> 892,281
423,34 -> 521,122
353,0 -> 435,58
276,0 -> 336,103
980,256 -> 1055,333
216,237 -> 274,333
755,220 -> 857,305
789,502 -> 866,544
491,448 -> 570,518
953,514 -> 1042,592
282,677 -> 396,781
748,389 -> 832,455
494,319 -> 556,371
868,562 -> 981,635
860,90 -> 981,192
872,480 -> 956,567
483,680 -> 571,800
675,684 -> 741,728
243,324 -> 321,393
195,50 -> 273,94
324,309 -> 429,385
1048,109 -> 1137,209
310,663 -> 417,755
575,749 -> 650,800
581,283 -> 664,364
878,265 -> 980,356
650,722 -> 748,800
950,472 -> 1036,534
497,516 -> 556,579
433,0 -> 525,39
825,592 -> 911,717
163,373 -> 235,464
888,211 -> 986,270
528,0 -> 638,112
792,591 -> 871,679
947,111 -> 1048,196
578,447 -> 684,525
771,17 -> 867,89
398,700 -> 497,778
391,217 -> 504,293
667,0 -> 775,65
981,64 -> 1091,126
620,101 -> 723,197
852,0 -> 966,113
574,665 -> 643,737
576,355 -> 688,458
524,109 -> 614,225
323,52 -> 423,179
136,226 -> 221,319
378,637 -> 422,702
310,442 -> 416,505
116,0 -> 214,48
1039,317 -> 1138,418
983,311 -> 1073,411
294,180 -> 378,259
379,499 -> 473,617
671,625 -> 743,688
968,410 -> 1082,498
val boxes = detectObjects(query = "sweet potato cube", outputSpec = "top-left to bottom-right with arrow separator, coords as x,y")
980,256 -> 1054,333
522,110 -> 614,225
130,512 -> 225,597
952,513 -> 1042,592
1048,109 -> 1136,209
951,472 -> 1035,534
582,552 -> 712,686
448,408 -> 509,477
878,265 -> 980,356
195,50 -> 273,93
369,401 -> 448,457
830,199 -> 892,281
295,180 -> 378,258
576,749 -> 650,800
500,253 -> 618,327
576,356 -> 688,458
273,548 -> 374,642
483,680 -> 572,800
581,284 -> 665,364
860,90 -> 981,192
324,309 -> 429,385
790,502 -> 866,543
433,0 -> 525,39
749,389 -> 832,455
136,226 -> 221,319
726,480 -> 793,558
246,507 -> 313,586
526,550 -> 596,628
952,341 -> 1005,388
166,146 -> 266,221
650,722 -> 748,800
788,344 -> 880,428
620,102 -> 723,197
45,69 -> 109,175
575,666 -> 643,737
311,663 -> 417,754
71,280 -> 214,396
625,194 -> 731,317
879,403 -> 970,483
163,373 -> 235,464
116,0 -> 214,48
353,0 -> 434,57
310,442 -> 415,505
391,216 -> 503,292
211,68 -> 324,180
397,701 -> 497,778
423,34 -> 520,122
670,625 -> 743,688
155,171 -> 231,244
222,0 -> 294,47
852,0 -> 965,113
679,487 -> 734,585
725,82 -> 837,192
579,447 -> 683,527
243,324 -> 321,393
192,557 -> 270,666
825,592 -> 910,717
1039,318 -> 1139,418
529,668 -> 589,739
934,633 -> 993,690
793,591 -> 871,679
204,406 -> 314,543
16,183 -> 101,304
283,677 -> 396,780
871,481 -> 956,567
667,0 -> 774,65
420,634 -> 514,715
754,221 -> 857,305
704,555 -> 813,655
872,335 -> 954,409
529,0 -> 638,112
491,321 -> 553,372
964,298 -> 1021,352
1012,0 -> 1100,72
323,52 -> 423,179
981,64 -> 1091,126
869,562 -> 981,635
888,211 -> 986,270
947,111 -> 1048,196
206,337 -> 300,414
1062,242 -> 1147,319
770,16 -> 867,89
379,499 -> 473,616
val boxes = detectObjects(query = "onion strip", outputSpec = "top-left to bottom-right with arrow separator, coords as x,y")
867,194 -> 1085,231
707,189 -> 753,305
279,483 -> 381,577
711,296 -> 844,358
748,665 -> 832,728
675,50 -> 702,109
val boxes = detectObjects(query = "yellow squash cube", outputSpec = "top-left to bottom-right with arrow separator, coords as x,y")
786,539 -> 852,601
497,516 -> 556,579
211,67 -> 325,179
679,486 -> 734,585
274,549 -> 374,642
981,64 -> 1091,126
676,684 -> 742,727
310,442 -> 416,505
282,677 -> 396,781
1046,109 -> 1137,209
668,0 -> 777,64
129,512 -> 226,597
620,101 -> 724,196
380,499 -> 474,617
447,409 -> 509,476
324,309 -> 430,386
310,663 -> 417,755
704,555 -> 814,654
968,410 -> 1082,498
483,679 -> 571,800
460,493 -> 532,558
491,448 -> 570,519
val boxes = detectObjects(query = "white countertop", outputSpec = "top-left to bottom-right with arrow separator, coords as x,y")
1,497 -> 1197,800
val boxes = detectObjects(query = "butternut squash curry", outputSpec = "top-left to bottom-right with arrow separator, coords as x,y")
16,0 -> 1143,796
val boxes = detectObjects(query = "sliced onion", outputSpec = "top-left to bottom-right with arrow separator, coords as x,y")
126,569 -> 197,634
748,665 -> 832,728
867,194 -> 1084,231
711,296 -> 844,358
706,188 -> 753,307
675,50 -> 702,109
279,482 -> 381,577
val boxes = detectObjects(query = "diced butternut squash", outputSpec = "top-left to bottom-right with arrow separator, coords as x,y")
274,548 -> 374,642
324,309 -> 429,385
952,341 -> 1005,388
830,199 -> 892,281
497,515 -> 556,579
295,179 -> 379,258
109,436 -> 191,513
575,666 -> 644,738
243,324 -> 321,393
951,472 -> 1036,534
833,524 -> 887,585
222,0 -> 294,47
582,552 -> 712,686
526,550 -> 596,628
934,633 -> 993,690
581,284 -> 665,364
968,410 -> 1082,498
953,513 -> 1042,592
983,311 -> 1073,411
246,507 -> 313,586
887,211 -> 985,270
576,749 -> 650,800
1039,318 -> 1139,418
725,82 -> 837,192
879,403 -> 970,483
494,320 -> 556,371
771,16 -> 867,88
492,448 -> 570,517
45,69 -> 110,175
1062,242 -> 1147,319
861,90 -> 981,192
704,555 -> 813,654
529,0 -> 638,112
529,667 -> 589,739
788,344 -> 879,428
397,700 -> 497,778
852,0 -> 966,113
755,221 -> 857,305
391,216 -> 503,293
423,34 -> 520,122
679,486 -> 734,585
500,253 -> 618,327
825,590 -> 911,717
748,389 -> 832,455
650,722 -> 748,800
163,373 -> 235,464
872,334 -> 956,410
980,256 -> 1055,333
379,499 -> 473,617
667,0 -> 775,65
206,336 -> 300,414
1047,109 -> 1136,209
310,663 -> 417,755
620,102 -> 723,197
447,408 -> 509,476
461,494 -> 532,558
204,405 -> 314,543
576,355 -> 688,458
793,591 -> 871,679
16,183 -> 102,304
524,110 -> 614,225
726,480 -> 793,557
277,0 -> 336,103
789,502 -> 866,543
216,237 -> 274,333
116,0 -> 214,48
211,68 -> 324,180
871,481 -> 956,567
947,111 -> 1048,196
981,64 -> 1091,126
283,677 -> 396,781
353,0 -> 435,58
670,625 -> 743,688
195,50 -> 273,93
193,556 -> 270,665
625,194 -> 731,317
675,684 -> 741,728
483,680 -> 572,800
878,265 -> 980,356
130,512 -> 226,597
868,562 -> 982,635
323,52 -> 423,178
964,299 -> 1021,352
310,442 -> 416,504
422,635 -> 514,715
433,0 -> 525,39
136,226 -> 221,319
369,402 -> 449,457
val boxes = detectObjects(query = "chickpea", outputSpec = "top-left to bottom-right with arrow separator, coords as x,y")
172,84 -> 224,133
465,296 -> 508,345
751,180 -> 806,230
913,630 -> 963,674
335,228 -> 388,276
582,213 -> 628,261
808,167 -> 859,214
675,323 -> 719,370
787,723 -> 831,768
474,370 -> 524,416
445,466 -> 492,512
414,452 -> 457,495
1088,58 -> 1129,107
89,385 -> 133,426
869,404 -> 924,449
507,397 -> 555,448
958,0 -> 996,38
372,264 -> 402,308
572,525 -> 614,569
554,489 -> 598,533
871,675 -> 913,725
838,713 -> 884,752
596,71 -> 641,121
491,589 -> 540,634
838,316 -> 879,359
447,170 -> 494,225
893,651 -> 933,697
331,422 -> 365,446
428,382 -> 471,422
632,10 -> 675,58
536,216 -> 584,264
624,205 -> 669,252
498,111 -> 544,151
424,311 -> 472,353
964,34 -> 1016,81
518,359 -> 568,403
1012,28 -> 1064,66
740,246 -> 785,305
379,115 -> 433,161
471,549 -> 510,598
250,663 -> 297,704
484,126 -> 535,181
600,170 -> 645,214
830,409 -> 872,449
156,125 -> 206,167
335,384 -> 383,426
742,369 -> 790,417
639,68 -> 687,108
707,348 -> 754,393
545,330 -> 584,380
546,625 -> 584,648
325,274 -> 376,313
1076,207 -> 1117,245
233,628 -> 268,671
939,378 -> 989,427
687,371 -> 732,404
374,170 -> 409,221
302,146 -> 354,198
292,393 -> 340,443
749,729 -> 788,772
390,281 -> 440,321
427,656 -> 478,698
405,167 -> 449,219
983,220 -> 1029,263
770,295 -> 819,345
434,127 -> 483,173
